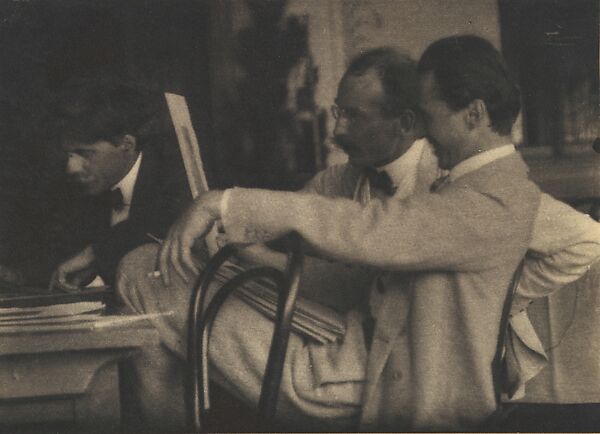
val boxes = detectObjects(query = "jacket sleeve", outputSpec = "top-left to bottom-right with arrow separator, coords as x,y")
507,195 -> 600,399
300,164 -> 359,198
517,193 -> 600,300
221,179 -> 540,273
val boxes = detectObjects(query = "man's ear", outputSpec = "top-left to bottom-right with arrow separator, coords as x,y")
396,110 -> 416,134
118,134 -> 137,153
465,99 -> 488,129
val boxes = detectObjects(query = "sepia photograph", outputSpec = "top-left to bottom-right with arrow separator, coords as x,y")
0,0 -> 598,432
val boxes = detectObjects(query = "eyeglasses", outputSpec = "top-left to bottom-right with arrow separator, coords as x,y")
332,104 -> 363,122
331,104 -> 379,124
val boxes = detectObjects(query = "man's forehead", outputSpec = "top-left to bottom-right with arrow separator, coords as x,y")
62,139 -> 113,151
336,70 -> 385,107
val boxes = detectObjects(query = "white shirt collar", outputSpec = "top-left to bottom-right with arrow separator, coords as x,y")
376,138 -> 428,198
449,144 -> 516,182
112,151 -> 142,206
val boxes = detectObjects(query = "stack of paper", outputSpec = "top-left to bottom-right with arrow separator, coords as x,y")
205,259 -> 346,344
0,286 -> 110,308
0,301 -> 172,333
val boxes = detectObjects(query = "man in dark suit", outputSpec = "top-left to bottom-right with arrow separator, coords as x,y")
47,77 -> 191,291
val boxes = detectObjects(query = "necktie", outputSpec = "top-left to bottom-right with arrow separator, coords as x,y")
110,188 -> 125,211
365,167 -> 396,196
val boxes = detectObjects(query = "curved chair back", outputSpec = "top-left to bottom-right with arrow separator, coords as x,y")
187,234 -> 304,432
258,234 -> 304,421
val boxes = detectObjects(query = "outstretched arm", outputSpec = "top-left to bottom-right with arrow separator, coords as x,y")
159,177 -> 539,284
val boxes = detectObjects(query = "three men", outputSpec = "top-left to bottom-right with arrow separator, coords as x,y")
117,36 -> 600,431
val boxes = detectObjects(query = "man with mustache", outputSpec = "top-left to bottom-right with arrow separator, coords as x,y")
117,41 -> 600,431
46,77 -> 191,291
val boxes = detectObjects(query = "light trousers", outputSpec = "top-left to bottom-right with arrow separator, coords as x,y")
116,243 -> 367,431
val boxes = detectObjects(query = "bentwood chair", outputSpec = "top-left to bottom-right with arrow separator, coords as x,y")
186,234 -> 304,432
187,236 -> 525,432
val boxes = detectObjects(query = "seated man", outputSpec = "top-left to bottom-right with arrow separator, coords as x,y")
37,77 -> 193,291
117,39 -> 600,431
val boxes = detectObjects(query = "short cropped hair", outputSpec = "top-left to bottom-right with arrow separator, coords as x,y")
343,47 -> 419,117
53,76 -> 162,148
417,35 -> 520,136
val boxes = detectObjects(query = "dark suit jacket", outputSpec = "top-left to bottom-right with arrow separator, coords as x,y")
91,143 -> 192,285
16,138 -> 192,287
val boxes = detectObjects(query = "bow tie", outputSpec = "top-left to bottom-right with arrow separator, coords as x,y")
365,167 -> 396,196
110,188 -> 125,211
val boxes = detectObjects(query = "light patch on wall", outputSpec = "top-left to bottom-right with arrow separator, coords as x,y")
342,0 -> 501,60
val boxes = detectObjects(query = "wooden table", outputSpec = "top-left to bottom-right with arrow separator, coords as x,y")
0,320 -> 158,431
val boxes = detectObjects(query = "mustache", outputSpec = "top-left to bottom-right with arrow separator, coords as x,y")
68,175 -> 92,185
333,136 -> 354,150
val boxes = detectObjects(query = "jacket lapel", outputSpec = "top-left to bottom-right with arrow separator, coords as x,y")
361,142 -> 437,422
361,279 -> 410,415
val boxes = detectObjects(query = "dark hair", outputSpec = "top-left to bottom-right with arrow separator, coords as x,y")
52,76 -> 163,148
343,47 -> 419,117
417,35 -> 520,136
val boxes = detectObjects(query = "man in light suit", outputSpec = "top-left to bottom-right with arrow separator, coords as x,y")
117,40 -> 600,431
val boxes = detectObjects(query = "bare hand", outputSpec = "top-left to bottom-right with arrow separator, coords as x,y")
158,191 -> 223,285
205,223 -> 221,257
49,245 -> 97,292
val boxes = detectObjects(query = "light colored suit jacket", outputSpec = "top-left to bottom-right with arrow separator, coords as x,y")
222,152 -> 541,430
302,142 -> 600,403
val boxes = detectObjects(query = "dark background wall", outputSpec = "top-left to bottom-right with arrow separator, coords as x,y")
0,0 -> 319,279
0,0 -> 213,273
0,0 -> 597,278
